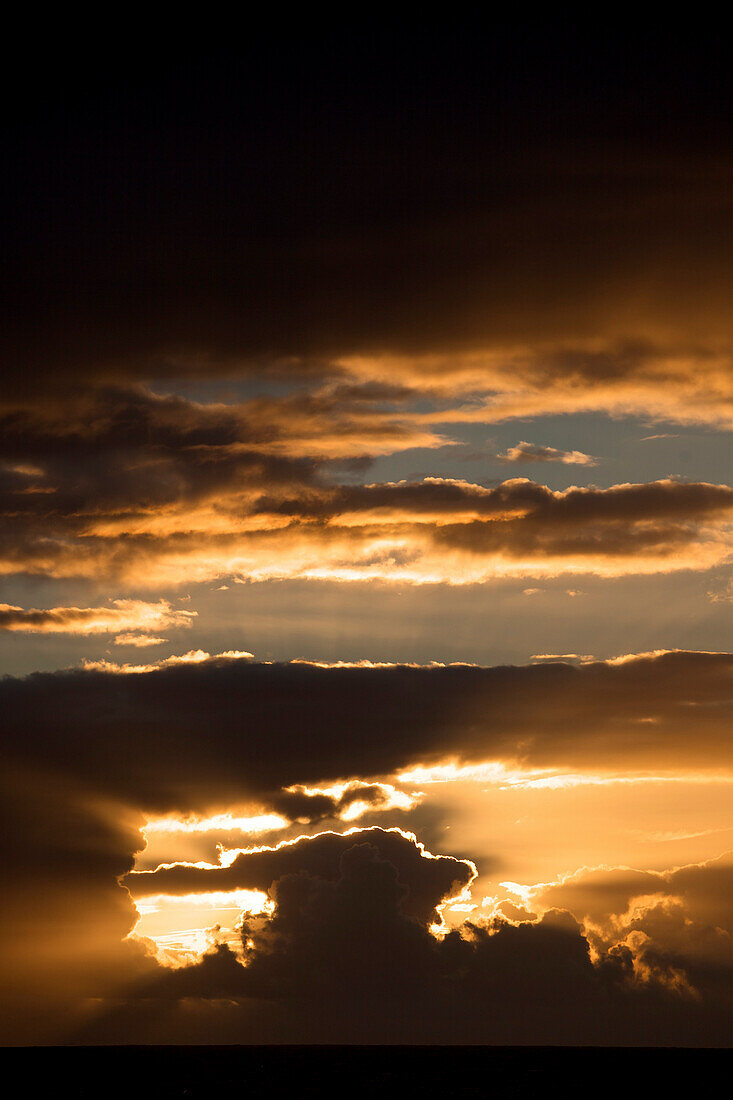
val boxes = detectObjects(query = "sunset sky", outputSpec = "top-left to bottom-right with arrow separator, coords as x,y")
1,29 -> 732,1046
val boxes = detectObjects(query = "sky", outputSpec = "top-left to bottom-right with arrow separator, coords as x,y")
1,27 -> 732,1046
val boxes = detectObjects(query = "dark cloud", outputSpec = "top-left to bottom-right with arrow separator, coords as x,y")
257,476 -> 733,523
528,852 -> 733,1034
84,839 -> 732,1045
3,30 -> 733,1049
0,385 -> 321,513
2,35 -> 733,435
268,781 -> 411,826
255,476 -> 733,572
0,383 -> 440,581
129,826 -> 475,928
2,653 -> 732,1044
2,651 -> 731,816
537,850 -> 733,943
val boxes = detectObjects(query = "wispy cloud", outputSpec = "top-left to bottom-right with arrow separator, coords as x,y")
0,598 -> 196,637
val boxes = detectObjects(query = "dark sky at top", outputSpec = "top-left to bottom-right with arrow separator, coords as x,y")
4,26 -> 733,387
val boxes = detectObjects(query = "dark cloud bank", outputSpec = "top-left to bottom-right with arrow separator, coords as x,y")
3,31 -> 733,391
3,651 -> 731,810
98,839 -> 731,1047
1,653 -> 731,1044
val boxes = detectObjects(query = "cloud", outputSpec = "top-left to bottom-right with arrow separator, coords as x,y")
86,838 -> 732,1045
5,39 -> 733,432
2,412 -> 732,585
515,851 -> 733,1023
2,39 -> 733,621
3,33 -> 733,1050
708,576 -> 733,602
80,649 -> 254,674
2,651 -> 732,1044
2,650 -> 732,819
140,784 -> 419,854
129,826 -> 475,928
531,850 -> 733,945
0,377 -> 730,588
495,441 -> 598,465
270,781 -> 418,825
0,598 -> 195,636
531,653 -> 595,664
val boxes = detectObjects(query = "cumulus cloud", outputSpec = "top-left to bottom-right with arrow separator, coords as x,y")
2,651 -> 732,1044
129,826 -> 475,928
495,441 -> 598,465
507,851 -> 733,1025
86,838 -> 732,1045
532,850 -> 733,944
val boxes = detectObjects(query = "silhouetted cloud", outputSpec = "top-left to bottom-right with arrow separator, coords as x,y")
534,850 -> 733,948
85,838 -> 732,1045
2,650 -> 732,1043
129,826 -> 475,927
4,39 -> 733,424
2,650 -> 731,813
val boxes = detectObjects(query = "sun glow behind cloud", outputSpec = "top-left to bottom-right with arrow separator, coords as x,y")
145,812 -> 289,836
399,760 -> 733,790
130,751 -> 733,970
132,889 -> 273,968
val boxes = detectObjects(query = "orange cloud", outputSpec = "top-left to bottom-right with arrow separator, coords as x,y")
495,441 -> 598,465
2,474 -> 731,586
0,598 -> 196,636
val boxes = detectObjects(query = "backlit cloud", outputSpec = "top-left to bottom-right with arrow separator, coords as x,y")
2,649 -> 732,1043
2,437 -> 731,584
0,598 -> 195,636
495,441 -> 598,465
3,650 -> 732,818
114,838 -> 732,1046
